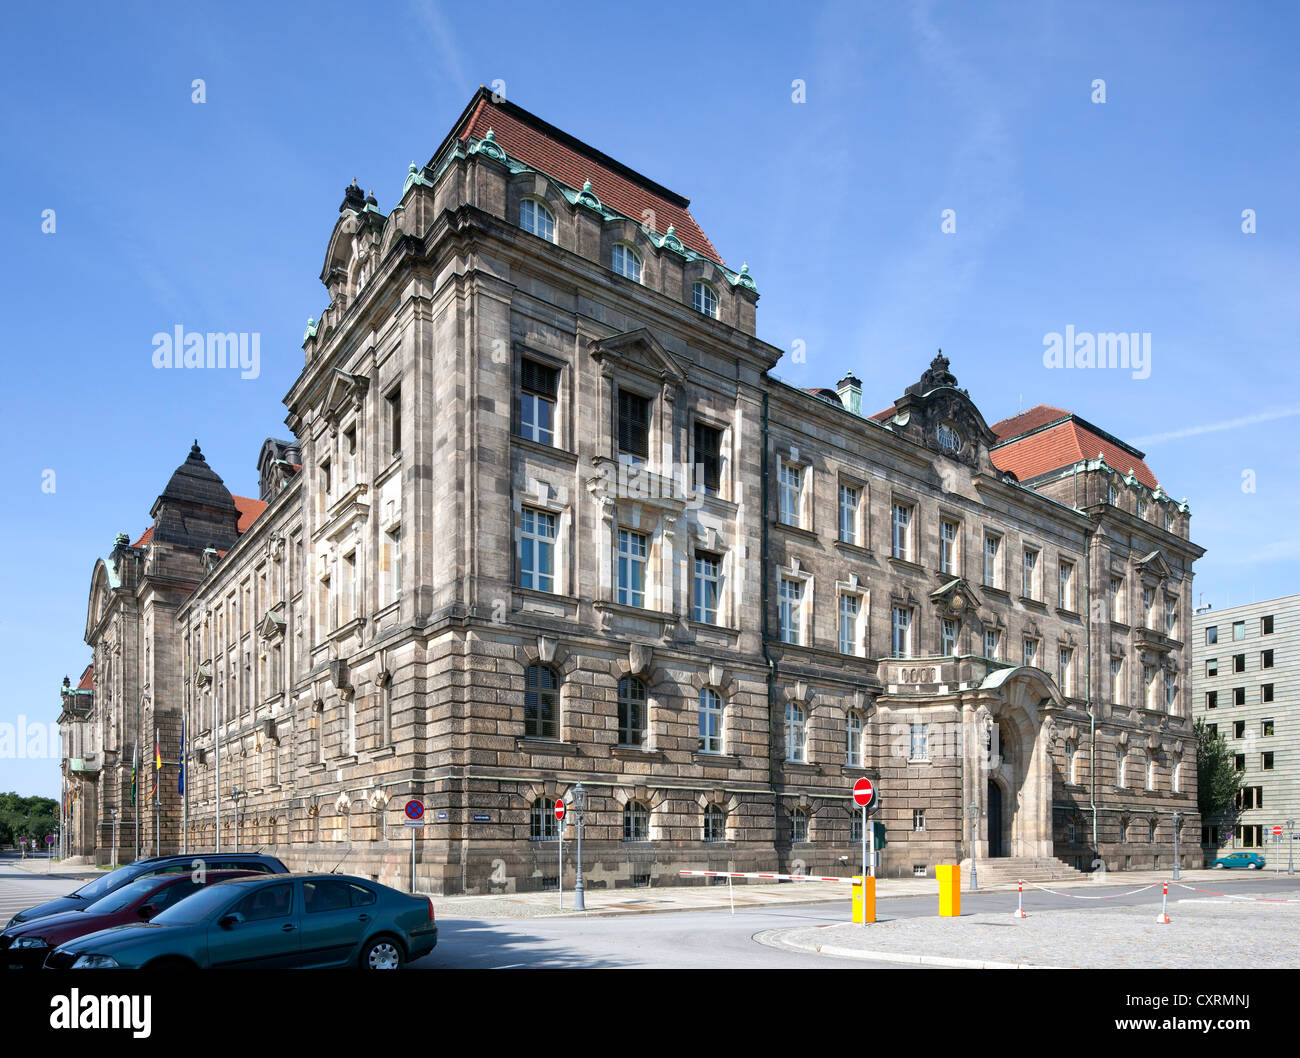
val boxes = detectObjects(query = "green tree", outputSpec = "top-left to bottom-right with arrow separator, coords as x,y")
0,792 -> 59,846
1195,719 -> 1242,827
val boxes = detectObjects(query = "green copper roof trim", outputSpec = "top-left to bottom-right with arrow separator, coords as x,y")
402,161 -> 433,196
468,128 -> 508,164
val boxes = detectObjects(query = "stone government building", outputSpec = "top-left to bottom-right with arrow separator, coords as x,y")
57,89 -> 1206,892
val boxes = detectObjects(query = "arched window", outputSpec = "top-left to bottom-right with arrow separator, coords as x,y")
704,804 -> 726,843
612,243 -> 642,282
791,808 -> 809,844
520,198 -> 556,242
623,801 -> 649,842
692,281 -> 718,318
785,703 -> 807,762
845,712 -> 863,768
698,688 -> 723,754
525,665 -> 559,739
618,677 -> 647,747
530,798 -> 558,841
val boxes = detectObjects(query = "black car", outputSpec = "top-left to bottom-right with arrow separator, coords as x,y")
45,874 -> 438,969
6,853 -> 288,929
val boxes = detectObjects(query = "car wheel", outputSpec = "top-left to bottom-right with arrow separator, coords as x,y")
1213,862 -> 1225,869
361,935 -> 405,970
1248,862 -> 1260,870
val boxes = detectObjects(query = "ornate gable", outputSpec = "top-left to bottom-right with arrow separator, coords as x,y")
588,328 -> 686,390
885,352 -> 998,472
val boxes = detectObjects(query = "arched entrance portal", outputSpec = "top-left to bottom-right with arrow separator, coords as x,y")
987,780 -> 1005,857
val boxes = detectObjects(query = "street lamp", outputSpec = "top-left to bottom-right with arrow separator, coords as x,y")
230,787 -> 247,852
109,808 -> 119,869
969,801 -> 980,891
1289,819 -> 1295,877
1172,811 -> 1182,880
572,783 -> 587,912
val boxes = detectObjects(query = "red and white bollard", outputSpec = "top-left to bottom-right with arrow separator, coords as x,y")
1156,881 -> 1171,924
1014,879 -> 1029,918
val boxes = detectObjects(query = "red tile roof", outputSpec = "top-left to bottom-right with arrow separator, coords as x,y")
132,495 -> 266,549
447,92 -> 723,264
76,664 -> 94,691
869,405 -> 896,422
989,405 -> 1072,441
991,418 -> 1159,489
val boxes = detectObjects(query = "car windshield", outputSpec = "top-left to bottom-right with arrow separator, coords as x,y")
151,884 -> 243,925
72,870 -> 130,902
82,878 -> 163,915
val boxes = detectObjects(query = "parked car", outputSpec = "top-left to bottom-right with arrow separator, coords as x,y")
1210,852 -> 1266,870
1,870 -> 257,969
5,853 -> 288,929
43,874 -> 438,969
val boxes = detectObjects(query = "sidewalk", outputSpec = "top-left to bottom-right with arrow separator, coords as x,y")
764,882 -> 1300,969
422,868 -> 1243,920
6,858 -> 105,880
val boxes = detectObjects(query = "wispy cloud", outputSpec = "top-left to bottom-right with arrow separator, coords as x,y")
1221,538 -> 1300,565
409,0 -> 469,93
1131,406 -> 1300,447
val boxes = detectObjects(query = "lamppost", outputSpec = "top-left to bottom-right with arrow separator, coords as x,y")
109,808 -> 118,869
969,800 -> 980,891
572,783 -> 587,912
1289,819 -> 1295,876
230,787 -> 247,852
1172,811 -> 1182,880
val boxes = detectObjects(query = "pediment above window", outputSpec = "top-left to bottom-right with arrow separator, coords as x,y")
322,369 -> 370,427
929,577 -> 981,617
258,607 -> 287,641
588,328 -> 686,390
1135,550 -> 1171,579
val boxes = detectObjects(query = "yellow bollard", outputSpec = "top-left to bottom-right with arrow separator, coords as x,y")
936,864 -> 961,917
851,876 -> 877,923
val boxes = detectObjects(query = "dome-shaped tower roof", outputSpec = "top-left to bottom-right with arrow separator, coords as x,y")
148,441 -> 241,551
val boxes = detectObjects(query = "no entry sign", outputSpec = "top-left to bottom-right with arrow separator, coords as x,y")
852,777 -> 875,808
555,799 -> 566,822
1274,825 -> 1284,836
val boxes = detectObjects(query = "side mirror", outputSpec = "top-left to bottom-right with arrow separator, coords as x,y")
218,912 -> 245,930
138,904 -> 158,920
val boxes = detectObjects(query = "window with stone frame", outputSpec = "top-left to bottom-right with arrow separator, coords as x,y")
1110,657 -> 1124,704
616,388 -> 651,463
385,385 -> 402,459
839,483 -> 861,545
790,808 -> 809,844
623,801 -> 649,841
939,518 -> 959,574
703,803 -> 726,842
891,501 -> 914,561
892,605 -> 913,658
1022,637 -> 1039,669
1109,575 -> 1125,623
520,197 -> 556,242
617,677 -> 648,747
984,627 -> 1001,661
942,617 -> 959,657
779,576 -> 804,645
693,550 -> 721,624
693,421 -> 723,495
838,593 -> 862,655
1058,559 -> 1075,610
530,798 -> 558,840
612,242 -> 642,282
698,688 -> 723,754
982,533 -> 1002,588
779,459 -> 805,528
693,281 -> 719,319
1022,547 -> 1039,600
785,702 -> 807,762
524,665 -> 559,739
616,529 -> 648,608
519,508 -> 557,593
845,711 -> 863,767
519,359 -> 559,446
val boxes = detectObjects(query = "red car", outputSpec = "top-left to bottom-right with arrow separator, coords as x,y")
1,870 -> 256,969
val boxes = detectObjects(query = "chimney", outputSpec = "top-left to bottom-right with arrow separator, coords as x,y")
836,372 -> 863,416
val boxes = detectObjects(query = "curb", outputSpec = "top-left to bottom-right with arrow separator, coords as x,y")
756,929 -> 1058,969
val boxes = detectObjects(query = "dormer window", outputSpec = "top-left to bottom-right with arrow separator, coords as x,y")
692,281 -> 719,318
612,243 -> 642,282
520,198 -> 555,242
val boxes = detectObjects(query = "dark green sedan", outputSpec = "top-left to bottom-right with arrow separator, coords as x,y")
43,874 -> 438,969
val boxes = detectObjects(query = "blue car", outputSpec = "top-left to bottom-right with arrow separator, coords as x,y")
44,874 -> 438,970
1210,852 -> 1266,870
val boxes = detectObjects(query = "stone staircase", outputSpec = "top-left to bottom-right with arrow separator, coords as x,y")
958,857 -> 1091,887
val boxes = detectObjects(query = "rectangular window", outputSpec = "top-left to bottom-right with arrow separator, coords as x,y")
1022,548 -> 1038,599
693,551 -> 720,624
1206,691 -> 1217,709
520,508 -> 556,593
1143,663 -> 1156,707
913,809 -> 926,832
909,724 -> 928,761
839,484 -> 860,545
617,389 -> 651,462
383,526 -> 402,605
779,461 -> 804,527
1109,576 -> 1124,622
1234,687 -> 1246,706
1233,653 -> 1246,673
1262,752 -> 1275,771
1262,719 -> 1275,737
1058,647 -> 1074,697
1233,620 -> 1246,640
1165,597 -> 1178,636
779,578 -> 803,645
1022,637 -> 1039,669
1058,560 -> 1075,610
983,534 -> 1001,588
1261,615 -> 1274,635
940,519 -> 959,574
1206,658 -> 1218,677
1206,625 -> 1218,645
942,618 -> 958,657
1262,683 -> 1274,703
386,386 -> 402,458
1234,720 -> 1246,739
520,360 -> 559,446
342,426 -> 357,488
1234,754 -> 1245,772
1262,649 -> 1274,668
617,530 -> 648,608
1110,658 -> 1124,703
694,422 -> 723,495
845,713 -> 862,768
340,552 -> 357,625
892,606 -> 913,658
892,503 -> 912,561
839,594 -> 860,655
320,459 -> 332,498
984,628 -> 1000,661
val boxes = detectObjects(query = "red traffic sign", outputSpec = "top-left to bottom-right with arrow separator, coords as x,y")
1274,825 -> 1284,836
852,777 -> 875,807
405,799 -> 424,821
555,799 -> 566,822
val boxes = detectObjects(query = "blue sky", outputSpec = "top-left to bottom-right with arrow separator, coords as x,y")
3,1 -> 1297,798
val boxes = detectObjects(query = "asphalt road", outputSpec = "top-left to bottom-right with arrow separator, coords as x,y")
410,873 -> 1300,969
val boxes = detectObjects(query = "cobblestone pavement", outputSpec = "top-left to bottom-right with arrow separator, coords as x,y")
766,886 -> 1300,968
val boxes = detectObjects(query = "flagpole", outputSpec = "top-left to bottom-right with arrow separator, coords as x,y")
133,740 -> 140,862
154,726 -> 161,856
181,713 -> 188,856
215,696 -> 221,853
